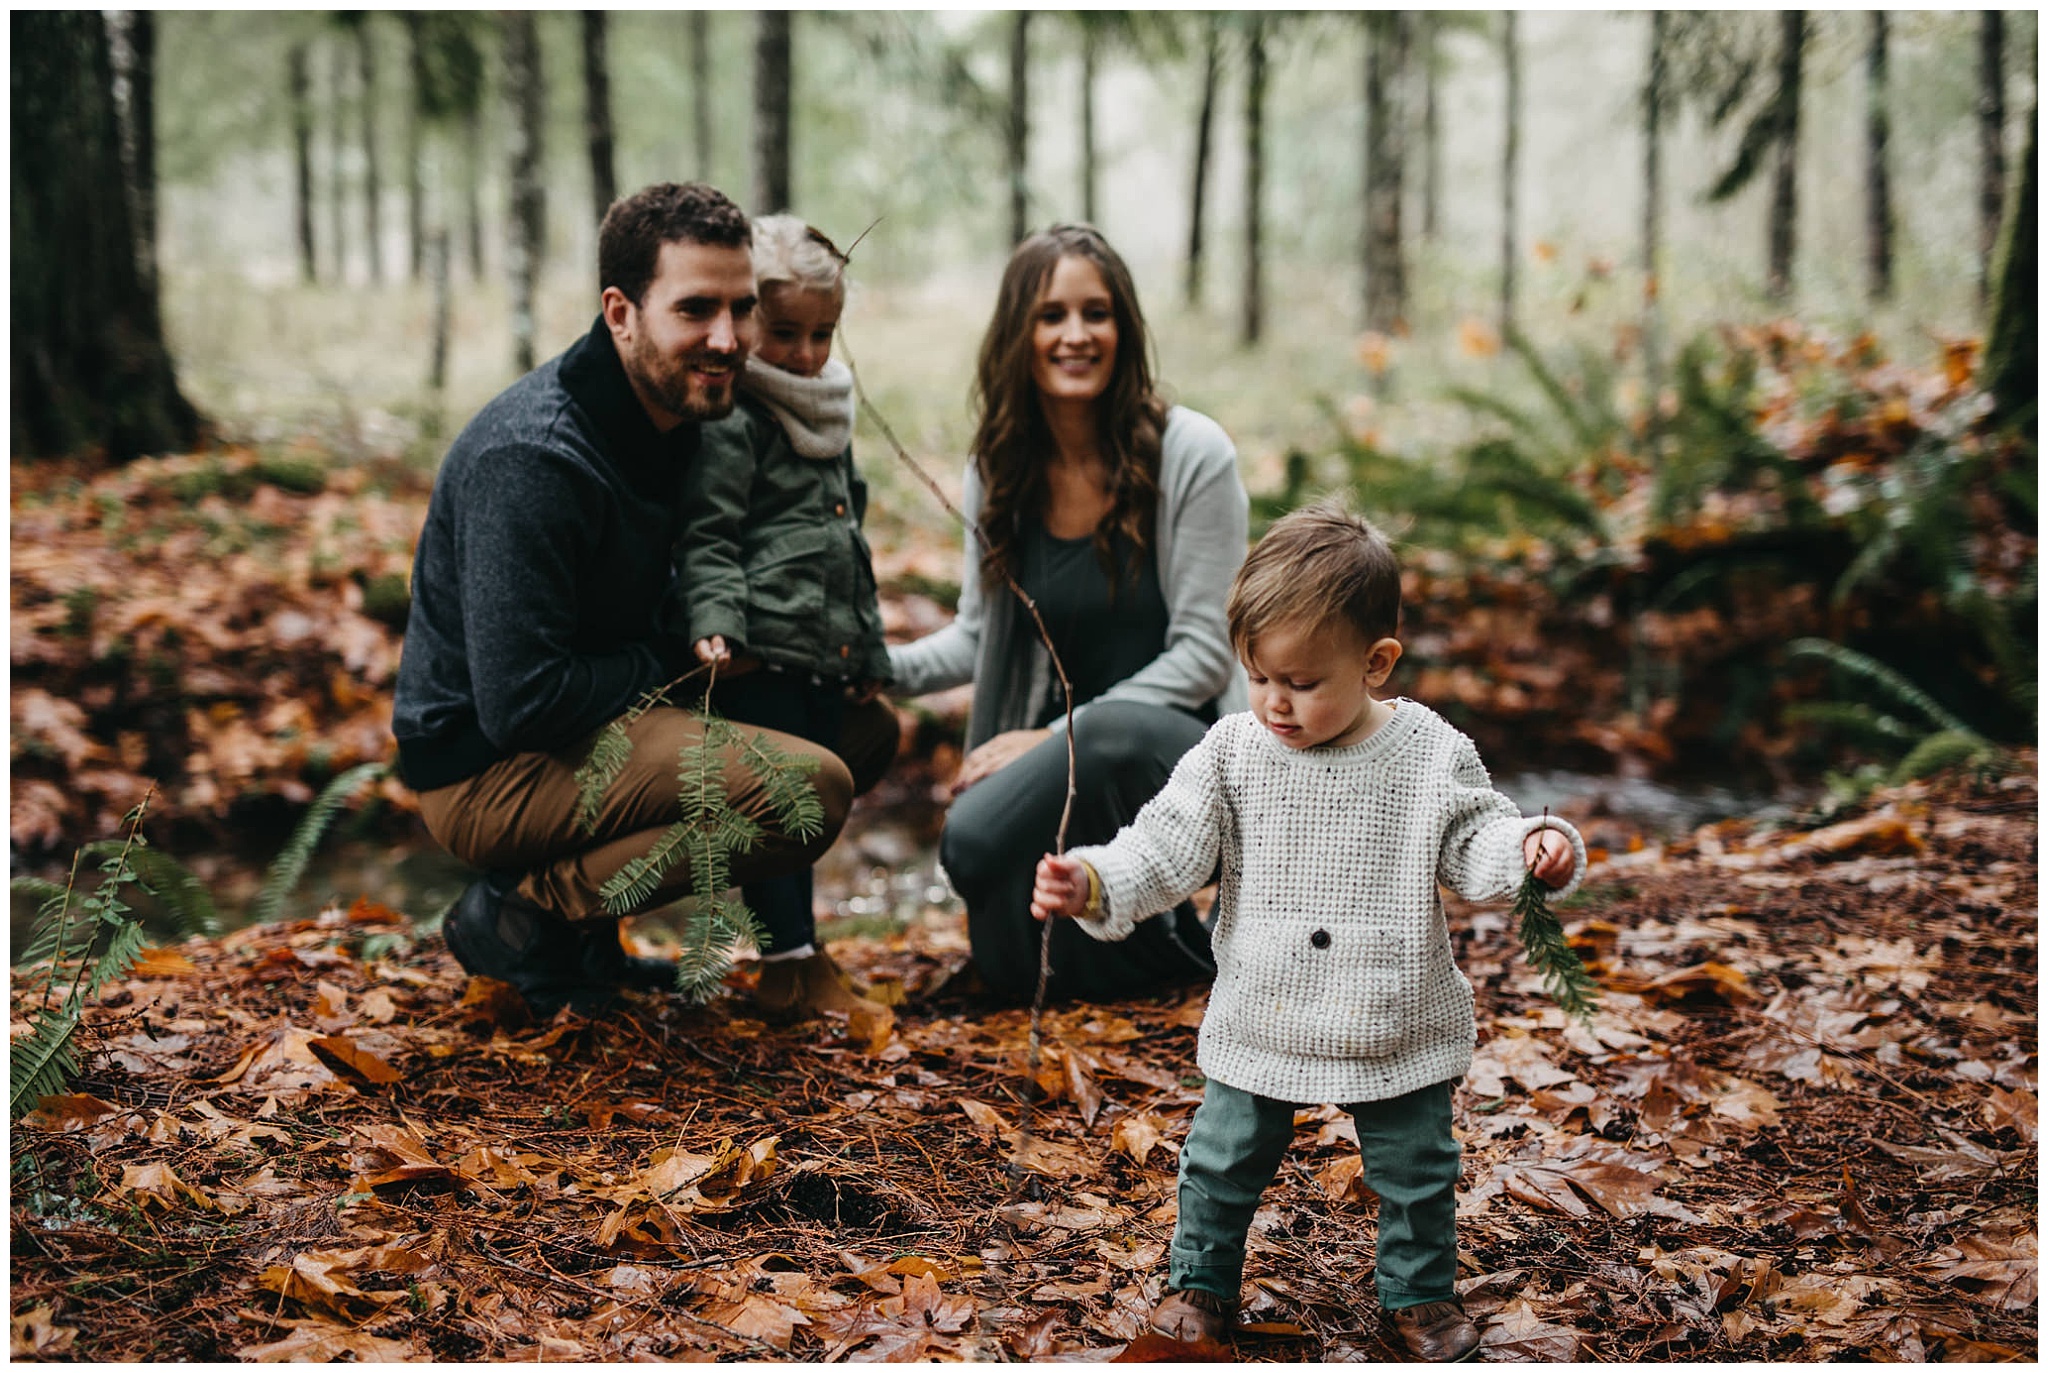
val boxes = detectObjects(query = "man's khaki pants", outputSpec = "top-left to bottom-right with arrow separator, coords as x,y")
416,697 -> 899,922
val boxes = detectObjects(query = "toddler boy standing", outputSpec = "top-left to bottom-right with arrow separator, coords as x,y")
1032,503 -> 1586,1361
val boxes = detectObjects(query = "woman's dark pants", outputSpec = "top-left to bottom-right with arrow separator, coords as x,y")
939,699 -> 1215,1001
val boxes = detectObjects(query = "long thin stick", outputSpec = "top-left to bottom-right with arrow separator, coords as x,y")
843,338 -> 1075,1178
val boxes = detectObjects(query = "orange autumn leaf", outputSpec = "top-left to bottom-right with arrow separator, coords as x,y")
307,1034 -> 402,1085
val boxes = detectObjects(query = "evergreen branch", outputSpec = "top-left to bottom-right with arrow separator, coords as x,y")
572,664 -> 715,836
600,821 -> 693,917
1514,813 -> 1598,1025
250,761 -> 387,925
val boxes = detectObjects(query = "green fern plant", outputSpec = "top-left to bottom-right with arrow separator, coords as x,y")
575,678 -> 823,1003
247,761 -> 389,926
10,799 -> 158,1119
1785,638 -> 2001,787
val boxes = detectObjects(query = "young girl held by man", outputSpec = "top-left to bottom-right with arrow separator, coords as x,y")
673,214 -> 891,1020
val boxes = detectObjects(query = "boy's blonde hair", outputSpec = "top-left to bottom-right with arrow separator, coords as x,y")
1227,502 -> 1401,656
751,213 -> 846,301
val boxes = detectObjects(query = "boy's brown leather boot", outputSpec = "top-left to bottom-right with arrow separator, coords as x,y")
1147,1287 -> 1237,1343
1388,1298 -> 1480,1362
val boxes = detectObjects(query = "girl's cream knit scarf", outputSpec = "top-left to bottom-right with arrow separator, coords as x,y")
741,356 -> 854,459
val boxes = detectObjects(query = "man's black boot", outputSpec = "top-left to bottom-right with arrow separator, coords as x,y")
442,878 -> 617,1015
574,918 -> 680,992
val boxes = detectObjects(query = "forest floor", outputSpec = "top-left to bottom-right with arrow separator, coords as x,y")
9,762 -> 2037,1363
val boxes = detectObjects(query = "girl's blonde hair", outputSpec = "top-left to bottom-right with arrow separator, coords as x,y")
751,213 -> 846,300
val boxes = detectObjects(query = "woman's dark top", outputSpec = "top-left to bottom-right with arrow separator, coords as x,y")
1015,520 -> 1171,727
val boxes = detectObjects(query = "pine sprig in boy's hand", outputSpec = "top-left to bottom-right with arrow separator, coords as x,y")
1514,814 -> 1598,1024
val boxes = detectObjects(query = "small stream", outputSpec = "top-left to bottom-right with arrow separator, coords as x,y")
11,771 -> 1811,956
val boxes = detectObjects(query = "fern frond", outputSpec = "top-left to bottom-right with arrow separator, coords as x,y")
1787,639 -> 1976,736
110,844 -> 221,937
1464,440 -> 1607,537
10,1008 -> 82,1120
1507,327 -> 1608,453
1890,731 -> 1996,785
1783,701 -> 1920,747
77,919 -> 150,1005
250,761 -> 387,925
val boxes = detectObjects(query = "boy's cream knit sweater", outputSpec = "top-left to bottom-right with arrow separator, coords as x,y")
1071,703 -> 1588,1105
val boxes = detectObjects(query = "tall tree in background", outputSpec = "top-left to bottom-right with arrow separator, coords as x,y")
289,41 -> 316,282
1500,11 -> 1520,338
328,36 -> 348,281
504,10 -> 546,374
1763,11 -> 1804,302
107,11 -> 161,301
13,10 -> 200,460
1978,12 -> 2006,306
754,12 -> 792,213
1865,13 -> 1893,304
348,13 -> 384,283
1078,19 -> 1099,223
1241,13 -> 1267,346
1983,107 -> 2035,438
583,10 -> 617,223
403,14 -> 425,280
1008,11 -> 1032,244
1363,11 -> 1410,335
1641,11 -> 1667,391
1184,12 -> 1221,306
1418,12 -> 1441,243
1705,12 -> 1806,303
690,12 -> 712,179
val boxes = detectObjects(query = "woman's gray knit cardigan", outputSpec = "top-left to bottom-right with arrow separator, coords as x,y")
886,406 -> 1250,750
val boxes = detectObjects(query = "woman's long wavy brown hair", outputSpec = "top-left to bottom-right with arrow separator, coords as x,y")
970,224 -> 1167,595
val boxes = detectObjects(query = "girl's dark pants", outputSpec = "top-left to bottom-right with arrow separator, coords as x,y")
710,668 -> 851,953
1172,1077 -> 1461,1311
939,699 -> 1216,1001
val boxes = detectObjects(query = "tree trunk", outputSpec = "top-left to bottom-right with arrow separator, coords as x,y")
289,42 -> 316,283
430,227 -> 452,395
1242,16 -> 1266,347
753,11 -> 792,213
464,101 -> 484,283
1364,12 -> 1410,335
1420,12 -> 1440,243
505,10 -> 546,375
1642,10 -> 1665,391
690,11 -> 712,179
1500,11 -> 1519,338
106,12 -> 159,302
329,37 -> 348,282
1765,11 -> 1804,304
1080,24 -> 1098,223
1008,11 -> 1031,245
583,11 -> 617,224
1983,107 -> 2035,438
403,14 -> 425,280
12,10 -> 200,460
357,17 -> 383,283
1978,12 -> 2006,306
1865,12 -> 1893,304
1184,13 -> 1220,307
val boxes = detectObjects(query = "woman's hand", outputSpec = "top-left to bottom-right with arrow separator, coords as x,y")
1523,827 -> 1577,889
950,728 -> 1051,796
1031,855 -> 1091,922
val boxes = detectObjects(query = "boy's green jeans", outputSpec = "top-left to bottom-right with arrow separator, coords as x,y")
1169,1077 -> 1461,1311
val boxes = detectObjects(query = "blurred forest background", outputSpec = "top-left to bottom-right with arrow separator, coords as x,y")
10,9 -> 2040,921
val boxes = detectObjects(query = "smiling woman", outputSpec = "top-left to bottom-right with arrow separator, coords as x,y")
886,224 -> 1251,1004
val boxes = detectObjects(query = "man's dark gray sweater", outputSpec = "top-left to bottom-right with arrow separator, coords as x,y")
393,317 -> 697,791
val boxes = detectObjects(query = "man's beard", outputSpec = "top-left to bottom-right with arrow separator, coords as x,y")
628,333 -> 739,422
